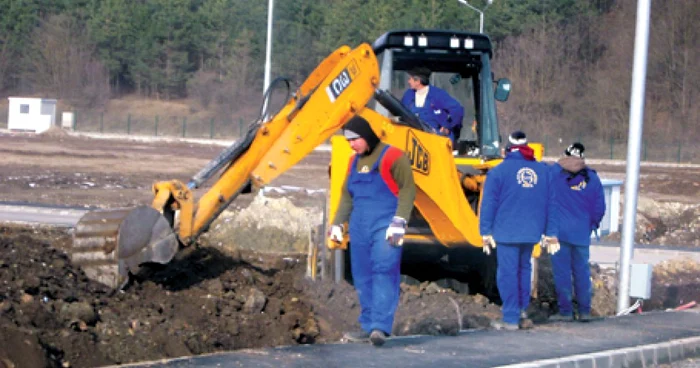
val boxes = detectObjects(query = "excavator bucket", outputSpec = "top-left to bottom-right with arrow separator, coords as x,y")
71,206 -> 179,289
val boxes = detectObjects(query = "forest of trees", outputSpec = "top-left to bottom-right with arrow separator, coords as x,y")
0,0 -> 697,152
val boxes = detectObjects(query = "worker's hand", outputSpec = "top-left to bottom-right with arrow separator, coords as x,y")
482,235 -> 496,255
542,236 -> 560,255
385,217 -> 407,247
328,224 -> 344,244
439,127 -> 450,135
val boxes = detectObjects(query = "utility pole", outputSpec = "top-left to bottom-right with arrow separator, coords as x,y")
264,0 -> 274,95
617,0 -> 652,314
457,0 -> 493,34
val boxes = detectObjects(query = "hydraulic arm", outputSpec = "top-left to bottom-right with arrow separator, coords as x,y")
72,43 -> 380,289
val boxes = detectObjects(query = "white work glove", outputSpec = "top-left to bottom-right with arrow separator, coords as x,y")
385,217 -> 407,247
542,236 -> 560,255
482,235 -> 496,255
328,224 -> 344,244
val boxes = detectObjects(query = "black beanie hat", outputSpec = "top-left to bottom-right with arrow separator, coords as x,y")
565,142 -> 585,158
343,115 -> 380,153
508,130 -> 527,146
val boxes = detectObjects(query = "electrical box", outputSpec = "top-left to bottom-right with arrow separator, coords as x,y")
630,263 -> 653,299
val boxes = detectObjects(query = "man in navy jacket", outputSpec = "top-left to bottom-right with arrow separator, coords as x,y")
549,143 -> 606,322
480,131 -> 559,330
401,67 -> 464,145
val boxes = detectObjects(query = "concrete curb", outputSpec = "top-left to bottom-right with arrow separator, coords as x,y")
497,336 -> 700,368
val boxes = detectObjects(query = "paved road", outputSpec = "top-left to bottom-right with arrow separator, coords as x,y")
111,310 -> 700,368
591,243 -> 700,267
0,203 -> 88,227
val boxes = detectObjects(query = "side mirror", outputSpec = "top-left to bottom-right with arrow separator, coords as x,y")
495,78 -> 511,102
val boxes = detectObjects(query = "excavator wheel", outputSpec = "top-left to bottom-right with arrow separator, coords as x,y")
71,206 -> 179,289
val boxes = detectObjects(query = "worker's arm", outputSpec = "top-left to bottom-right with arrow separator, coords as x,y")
590,171 -> 606,229
479,170 -> 500,236
434,88 -> 464,130
390,154 -> 416,220
331,176 -> 353,226
544,165 -> 559,237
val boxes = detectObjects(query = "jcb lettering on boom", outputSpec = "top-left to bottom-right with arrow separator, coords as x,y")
407,131 -> 430,175
326,60 -> 360,103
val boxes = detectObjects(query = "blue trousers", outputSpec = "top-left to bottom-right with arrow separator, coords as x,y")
350,228 -> 402,335
551,242 -> 592,315
496,243 -> 535,324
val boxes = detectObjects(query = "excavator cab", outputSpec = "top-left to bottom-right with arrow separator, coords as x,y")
371,29 -> 507,161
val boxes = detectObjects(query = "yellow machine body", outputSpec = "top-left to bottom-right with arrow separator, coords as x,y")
70,29 -> 541,294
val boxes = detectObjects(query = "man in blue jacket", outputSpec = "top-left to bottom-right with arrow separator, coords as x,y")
480,131 -> 559,330
401,67 -> 464,145
549,143 -> 606,322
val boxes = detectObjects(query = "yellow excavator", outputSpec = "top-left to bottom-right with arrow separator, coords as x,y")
71,30 -> 539,298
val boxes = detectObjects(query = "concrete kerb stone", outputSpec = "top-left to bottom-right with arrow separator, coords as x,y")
494,336 -> 700,368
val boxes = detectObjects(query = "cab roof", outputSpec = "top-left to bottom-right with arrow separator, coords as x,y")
372,29 -> 493,74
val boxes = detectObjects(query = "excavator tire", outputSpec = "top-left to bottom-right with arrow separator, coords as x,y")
71,206 -> 179,289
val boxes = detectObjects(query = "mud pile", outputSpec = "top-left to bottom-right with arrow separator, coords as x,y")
605,197 -> 700,246
0,225 -> 335,367
2,224 -> 699,368
0,225 -> 504,368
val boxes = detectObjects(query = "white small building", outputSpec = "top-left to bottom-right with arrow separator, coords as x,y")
7,97 -> 57,133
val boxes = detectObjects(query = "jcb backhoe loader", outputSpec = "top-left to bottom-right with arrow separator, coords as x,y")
71,30 -> 535,298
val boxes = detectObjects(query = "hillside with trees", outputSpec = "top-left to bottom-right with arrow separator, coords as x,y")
0,0 -> 697,160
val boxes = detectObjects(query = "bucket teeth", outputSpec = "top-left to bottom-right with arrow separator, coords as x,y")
71,206 -> 179,289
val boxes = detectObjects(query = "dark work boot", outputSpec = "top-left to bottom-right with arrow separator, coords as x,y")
343,330 -> 370,342
369,330 -> 387,346
519,311 -> 534,329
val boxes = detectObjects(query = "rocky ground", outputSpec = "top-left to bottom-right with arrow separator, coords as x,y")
1,130 -> 699,367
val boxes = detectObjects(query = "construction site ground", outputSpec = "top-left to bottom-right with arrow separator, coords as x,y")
1,130 -> 699,368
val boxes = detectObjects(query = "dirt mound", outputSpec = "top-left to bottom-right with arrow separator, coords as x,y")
3,224 -> 700,368
0,225 -> 327,367
647,259 -> 700,310
634,198 -> 700,246
0,225 -> 505,368
37,126 -> 71,138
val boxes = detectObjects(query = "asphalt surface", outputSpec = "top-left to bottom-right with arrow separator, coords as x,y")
111,310 -> 700,368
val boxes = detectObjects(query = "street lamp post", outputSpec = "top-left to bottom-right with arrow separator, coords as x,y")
264,0 -> 274,94
457,0 -> 493,34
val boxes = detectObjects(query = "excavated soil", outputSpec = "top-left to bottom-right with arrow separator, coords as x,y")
1,131 -> 700,367
3,224 -> 700,368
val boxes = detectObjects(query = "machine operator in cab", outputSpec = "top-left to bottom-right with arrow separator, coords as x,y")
401,67 -> 464,146
328,115 -> 416,347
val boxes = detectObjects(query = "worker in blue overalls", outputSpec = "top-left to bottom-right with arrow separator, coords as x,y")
328,115 -> 416,346
549,143 -> 606,322
401,67 -> 464,146
480,130 -> 560,330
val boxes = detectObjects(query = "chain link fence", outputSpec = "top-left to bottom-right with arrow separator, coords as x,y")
2,107 -> 697,164
69,110 -> 250,139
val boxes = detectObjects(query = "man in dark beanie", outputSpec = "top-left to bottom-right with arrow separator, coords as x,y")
401,67 -> 464,146
549,142 -> 605,322
480,130 -> 559,330
328,114 -> 416,346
